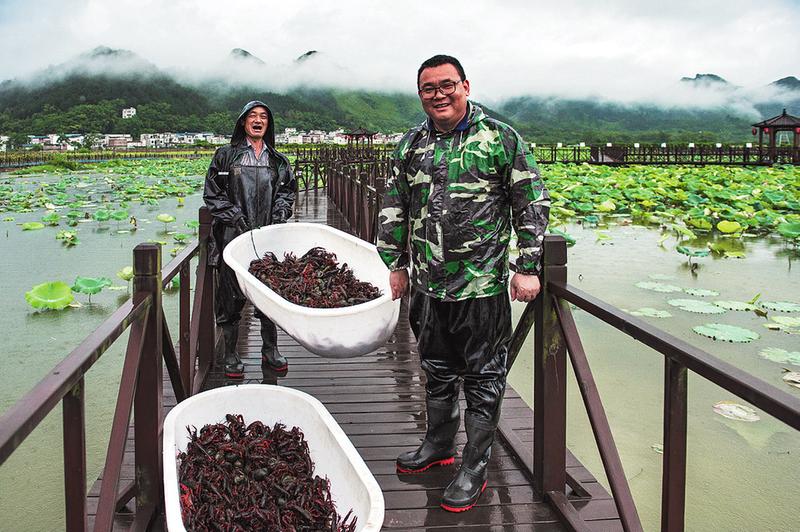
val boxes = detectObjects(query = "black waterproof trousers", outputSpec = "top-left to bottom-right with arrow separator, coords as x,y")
215,254 -> 276,333
409,289 -> 512,424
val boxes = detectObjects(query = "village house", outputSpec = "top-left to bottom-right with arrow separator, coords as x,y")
121,107 -> 137,119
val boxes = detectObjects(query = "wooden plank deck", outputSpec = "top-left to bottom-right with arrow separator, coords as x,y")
88,187 -> 621,531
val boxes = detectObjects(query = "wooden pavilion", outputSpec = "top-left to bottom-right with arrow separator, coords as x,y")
752,108 -> 800,149
345,127 -> 377,146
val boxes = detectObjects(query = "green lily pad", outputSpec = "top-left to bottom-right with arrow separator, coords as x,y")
683,288 -> 719,297
173,233 -> 189,243
714,301 -> 756,311
668,299 -> 727,314
771,316 -> 800,327
760,301 -> 800,313
156,213 -> 176,224
117,266 -> 134,282
41,212 -> 60,226
22,222 -> 45,231
629,307 -> 672,318
776,222 -> 800,240
92,210 -> 110,222
636,281 -> 683,293
713,401 -> 760,422
185,220 -> 200,233
3,216 -> 15,222
110,209 -> 129,221
758,348 -> 800,365
716,220 -> 742,234
693,323 -> 759,342
548,227 -> 576,246
783,372 -> 800,389
723,251 -> 746,259
71,276 -> 113,295
676,245 -> 710,258
25,281 -> 75,310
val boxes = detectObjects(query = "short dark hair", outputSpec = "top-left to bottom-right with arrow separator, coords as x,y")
417,55 -> 466,86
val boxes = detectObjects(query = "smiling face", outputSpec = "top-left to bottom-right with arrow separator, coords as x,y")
244,106 -> 269,141
418,63 -> 470,132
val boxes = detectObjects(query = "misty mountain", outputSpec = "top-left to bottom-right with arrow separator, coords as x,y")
0,47 -> 798,144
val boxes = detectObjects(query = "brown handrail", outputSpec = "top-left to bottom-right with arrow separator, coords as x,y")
0,207 -> 217,531
554,298 -> 644,532
0,297 -> 150,463
549,282 -> 800,430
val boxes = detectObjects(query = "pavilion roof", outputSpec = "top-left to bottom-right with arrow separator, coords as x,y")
752,108 -> 800,128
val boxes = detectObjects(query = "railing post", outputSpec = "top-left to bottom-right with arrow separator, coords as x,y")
133,243 -> 163,520
196,207 -> 216,391
63,379 -> 87,532
533,235 -> 568,495
179,262 -> 191,395
661,358 -> 688,531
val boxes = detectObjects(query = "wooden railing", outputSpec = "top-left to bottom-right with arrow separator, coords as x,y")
0,207 -> 216,531
324,161 -> 800,531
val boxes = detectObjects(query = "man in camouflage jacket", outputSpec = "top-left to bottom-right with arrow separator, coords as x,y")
377,55 -> 549,512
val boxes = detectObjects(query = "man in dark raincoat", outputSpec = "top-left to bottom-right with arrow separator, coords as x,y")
204,101 -> 297,378
377,56 -> 550,512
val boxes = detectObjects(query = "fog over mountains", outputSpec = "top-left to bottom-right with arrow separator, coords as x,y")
1,46 -> 798,144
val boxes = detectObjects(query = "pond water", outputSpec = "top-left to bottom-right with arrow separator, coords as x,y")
1,168 -> 799,530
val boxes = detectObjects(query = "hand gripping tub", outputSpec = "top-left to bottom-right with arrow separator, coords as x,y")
222,222 -> 401,358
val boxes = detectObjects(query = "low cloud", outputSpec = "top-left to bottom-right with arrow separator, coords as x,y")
0,0 -> 797,109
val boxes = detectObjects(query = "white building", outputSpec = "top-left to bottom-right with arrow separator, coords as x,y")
0,135 -> 8,152
122,107 -> 137,119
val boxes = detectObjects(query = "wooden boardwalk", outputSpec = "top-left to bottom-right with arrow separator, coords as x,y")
89,187 -> 622,531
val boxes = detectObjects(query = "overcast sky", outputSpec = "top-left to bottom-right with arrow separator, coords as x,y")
1,0 -> 798,105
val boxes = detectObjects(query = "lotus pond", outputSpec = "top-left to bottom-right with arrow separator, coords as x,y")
1,159 -> 798,531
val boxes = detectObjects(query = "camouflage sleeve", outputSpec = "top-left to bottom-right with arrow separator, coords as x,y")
376,140 -> 412,271
504,129 -> 550,274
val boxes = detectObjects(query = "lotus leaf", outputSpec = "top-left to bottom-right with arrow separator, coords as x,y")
683,288 -> 719,297
117,266 -> 134,282
771,316 -> 800,327
676,246 -> 710,258
25,281 -> 74,310
22,222 -> 45,230
93,210 -> 110,222
71,276 -> 113,295
693,323 -> 759,342
41,212 -> 60,226
688,218 -> 712,230
713,301 -> 755,311
548,228 -> 576,246
156,213 -> 176,224
760,301 -> 800,313
110,210 -> 129,221
583,214 -> 599,224
776,222 -> 800,240
596,200 -> 616,212
713,401 -> 760,422
185,220 -> 200,234
3,216 -> 14,222
724,251 -> 746,259
636,281 -> 682,293
173,233 -> 189,243
758,348 -> 800,365
668,224 -> 696,240
783,372 -> 800,389
668,299 -> 727,314
629,307 -> 672,318
716,220 -> 742,234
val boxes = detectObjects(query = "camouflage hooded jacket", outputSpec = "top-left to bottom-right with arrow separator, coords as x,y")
377,103 -> 550,302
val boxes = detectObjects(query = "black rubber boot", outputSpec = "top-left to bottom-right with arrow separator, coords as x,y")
260,318 -> 287,371
222,323 -> 244,379
397,398 -> 459,474
440,415 -> 494,512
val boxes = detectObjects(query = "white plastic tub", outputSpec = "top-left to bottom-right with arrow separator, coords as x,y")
223,222 -> 401,358
163,384 -> 384,532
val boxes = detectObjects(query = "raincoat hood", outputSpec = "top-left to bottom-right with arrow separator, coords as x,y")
231,100 -> 276,148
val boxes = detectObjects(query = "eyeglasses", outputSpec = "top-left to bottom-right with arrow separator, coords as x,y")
418,80 -> 462,99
